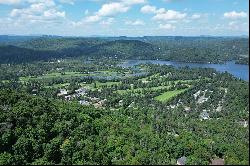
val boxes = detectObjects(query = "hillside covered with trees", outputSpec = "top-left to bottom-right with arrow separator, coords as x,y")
0,58 -> 249,165
0,36 -> 248,64
0,77 -> 249,165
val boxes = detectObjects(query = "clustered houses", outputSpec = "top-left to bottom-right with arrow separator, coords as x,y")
238,120 -> 249,128
163,88 -> 227,121
57,88 -> 87,100
199,110 -> 210,120
166,99 -> 184,109
57,89 -> 68,97
57,87 -> 107,108
195,89 -> 210,104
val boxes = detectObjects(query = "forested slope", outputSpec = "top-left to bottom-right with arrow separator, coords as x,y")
0,78 -> 249,165
0,36 -> 248,64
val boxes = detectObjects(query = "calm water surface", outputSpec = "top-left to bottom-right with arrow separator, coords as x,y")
119,60 -> 249,81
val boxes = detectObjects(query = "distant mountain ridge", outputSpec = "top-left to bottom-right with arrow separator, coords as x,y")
0,36 -> 248,64
85,40 -> 160,59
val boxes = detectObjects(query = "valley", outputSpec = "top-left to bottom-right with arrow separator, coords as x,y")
0,37 -> 249,165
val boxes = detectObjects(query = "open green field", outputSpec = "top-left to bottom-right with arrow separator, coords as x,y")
45,83 -> 70,89
19,72 -> 88,81
138,74 -> 198,85
44,80 -> 121,90
155,88 -> 188,102
116,85 -> 170,94
116,79 -> 195,95
80,81 -> 121,90
173,80 -> 195,84
95,81 -> 121,87
19,71 -> 120,82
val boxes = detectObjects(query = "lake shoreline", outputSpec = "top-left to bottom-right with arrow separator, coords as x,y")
119,60 -> 249,81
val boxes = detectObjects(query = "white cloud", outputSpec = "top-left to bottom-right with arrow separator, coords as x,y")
97,2 -> 129,17
100,17 -> 114,25
122,0 -> 146,5
0,0 -> 21,4
227,21 -> 248,32
167,20 -> 178,24
157,8 -> 166,14
84,15 -> 101,23
212,21 -> 249,33
44,9 -> 65,18
125,19 -> 145,25
82,2 -> 130,23
9,0 -> 66,25
59,0 -> 74,5
0,0 -> 73,36
83,0 -> 145,24
191,14 -> 201,19
1,0 -> 248,36
140,5 -> 167,14
153,10 -> 186,21
229,21 -> 237,26
10,1 -> 56,17
140,5 -> 157,14
224,11 -> 248,19
159,23 -> 175,30
0,0 -> 60,5
162,0 -> 184,2
141,5 -> 186,22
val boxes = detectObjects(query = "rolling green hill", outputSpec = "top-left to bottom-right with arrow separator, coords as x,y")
85,40 -> 161,59
0,36 -> 248,64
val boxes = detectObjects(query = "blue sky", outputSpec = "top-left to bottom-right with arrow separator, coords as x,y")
0,0 -> 249,36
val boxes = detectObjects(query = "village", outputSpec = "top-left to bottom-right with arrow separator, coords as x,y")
53,80 -> 248,129
57,87 -> 107,108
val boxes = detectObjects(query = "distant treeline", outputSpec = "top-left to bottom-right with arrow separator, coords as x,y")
0,36 -> 249,64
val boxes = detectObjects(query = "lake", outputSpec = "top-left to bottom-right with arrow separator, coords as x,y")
119,60 -> 249,81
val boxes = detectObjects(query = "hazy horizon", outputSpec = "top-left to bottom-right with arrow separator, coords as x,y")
0,34 -> 249,38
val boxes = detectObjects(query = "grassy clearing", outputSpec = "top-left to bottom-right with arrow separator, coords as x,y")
19,72 -> 87,81
138,74 -> 198,84
116,78 -> 195,95
173,80 -> 194,84
138,73 -> 160,82
44,80 -> 120,90
19,71 -> 120,82
79,81 -> 121,90
116,86 -> 170,95
155,88 -> 188,102
45,83 -> 70,89
95,81 -> 121,87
